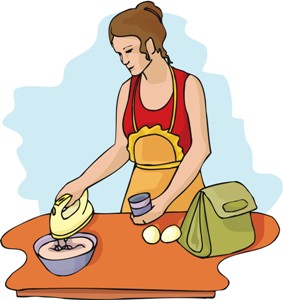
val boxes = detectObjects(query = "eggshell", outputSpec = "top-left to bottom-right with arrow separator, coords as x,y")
142,225 -> 160,244
161,225 -> 181,243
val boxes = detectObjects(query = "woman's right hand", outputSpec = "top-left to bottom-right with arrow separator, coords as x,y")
55,178 -> 87,207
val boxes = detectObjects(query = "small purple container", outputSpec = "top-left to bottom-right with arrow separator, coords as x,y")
128,192 -> 152,216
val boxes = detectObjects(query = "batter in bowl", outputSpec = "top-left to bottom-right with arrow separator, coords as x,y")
39,237 -> 93,260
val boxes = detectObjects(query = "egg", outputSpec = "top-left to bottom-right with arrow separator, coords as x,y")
161,225 -> 181,243
142,225 -> 160,244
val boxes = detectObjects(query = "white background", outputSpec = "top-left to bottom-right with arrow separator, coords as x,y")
0,1 -> 282,299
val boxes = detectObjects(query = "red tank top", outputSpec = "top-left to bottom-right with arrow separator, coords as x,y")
123,67 -> 192,154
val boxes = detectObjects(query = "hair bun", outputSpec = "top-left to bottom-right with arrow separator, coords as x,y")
136,1 -> 163,21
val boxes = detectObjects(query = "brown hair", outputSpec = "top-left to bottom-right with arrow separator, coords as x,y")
109,1 -> 172,64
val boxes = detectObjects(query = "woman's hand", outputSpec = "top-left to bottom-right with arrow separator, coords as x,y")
56,177 -> 87,207
130,197 -> 168,224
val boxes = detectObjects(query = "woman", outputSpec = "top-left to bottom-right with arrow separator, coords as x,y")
56,1 -> 211,224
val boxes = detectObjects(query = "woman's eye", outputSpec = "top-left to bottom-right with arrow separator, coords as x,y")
125,49 -> 133,54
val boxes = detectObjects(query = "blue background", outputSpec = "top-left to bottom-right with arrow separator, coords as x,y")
4,14 -> 282,214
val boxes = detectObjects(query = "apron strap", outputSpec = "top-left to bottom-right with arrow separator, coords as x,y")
136,160 -> 181,170
169,66 -> 177,133
132,65 -> 177,133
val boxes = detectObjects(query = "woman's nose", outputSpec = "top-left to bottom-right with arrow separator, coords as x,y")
121,55 -> 129,66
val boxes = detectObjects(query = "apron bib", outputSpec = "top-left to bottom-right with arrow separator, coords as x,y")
121,66 -> 204,213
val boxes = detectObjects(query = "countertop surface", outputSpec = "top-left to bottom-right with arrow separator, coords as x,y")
1,212 -> 279,299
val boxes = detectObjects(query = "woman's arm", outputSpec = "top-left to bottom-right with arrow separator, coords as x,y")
56,79 -> 131,204
132,75 -> 211,224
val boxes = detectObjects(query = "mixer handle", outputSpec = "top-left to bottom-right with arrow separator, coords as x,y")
55,194 -> 72,206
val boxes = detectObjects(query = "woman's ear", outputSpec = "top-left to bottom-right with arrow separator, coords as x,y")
146,38 -> 156,55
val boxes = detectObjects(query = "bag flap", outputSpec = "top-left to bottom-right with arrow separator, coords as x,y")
201,181 -> 257,218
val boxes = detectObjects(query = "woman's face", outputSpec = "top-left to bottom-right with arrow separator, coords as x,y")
112,36 -> 150,76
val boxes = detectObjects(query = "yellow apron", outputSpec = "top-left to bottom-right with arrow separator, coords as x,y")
121,67 -> 204,213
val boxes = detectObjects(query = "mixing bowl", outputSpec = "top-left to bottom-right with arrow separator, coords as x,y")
34,232 -> 97,276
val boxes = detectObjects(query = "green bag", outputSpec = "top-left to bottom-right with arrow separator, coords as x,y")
178,181 -> 257,257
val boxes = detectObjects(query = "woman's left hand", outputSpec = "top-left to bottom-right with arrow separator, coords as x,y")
130,197 -> 167,224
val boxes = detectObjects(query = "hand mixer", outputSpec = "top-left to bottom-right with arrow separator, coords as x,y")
50,190 -> 94,240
